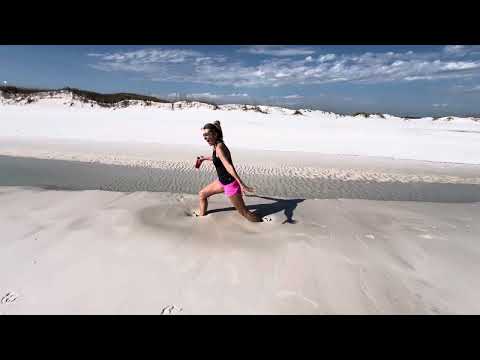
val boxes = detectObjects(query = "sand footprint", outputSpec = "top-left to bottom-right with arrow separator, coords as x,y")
160,305 -> 183,315
191,209 -> 200,217
191,209 -> 206,218
1,292 -> 19,305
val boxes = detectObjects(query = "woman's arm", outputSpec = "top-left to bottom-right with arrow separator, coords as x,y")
199,155 -> 212,161
216,144 -> 255,192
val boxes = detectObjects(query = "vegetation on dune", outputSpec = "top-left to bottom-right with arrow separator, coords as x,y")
353,112 -> 386,119
0,86 -> 171,106
2,86 -> 474,120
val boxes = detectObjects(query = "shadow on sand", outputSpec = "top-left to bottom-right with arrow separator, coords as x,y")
206,195 -> 305,224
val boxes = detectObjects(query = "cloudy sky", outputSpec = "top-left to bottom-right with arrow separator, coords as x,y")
1,45 -> 480,116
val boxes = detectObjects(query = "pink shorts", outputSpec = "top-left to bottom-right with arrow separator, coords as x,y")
218,179 -> 241,197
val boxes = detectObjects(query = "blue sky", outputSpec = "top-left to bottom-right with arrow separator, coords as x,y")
1,45 -> 480,116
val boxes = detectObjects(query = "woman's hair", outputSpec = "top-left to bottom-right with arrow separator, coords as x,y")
203,120 -> 223,142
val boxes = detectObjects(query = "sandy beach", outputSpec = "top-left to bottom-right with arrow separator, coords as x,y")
1,185 -> 479,314
1,141 -> 479,314
1,98 -> 480,314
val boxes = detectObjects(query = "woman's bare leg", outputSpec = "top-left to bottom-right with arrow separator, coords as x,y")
198,180 -> 224,216
228,193 -> 262,222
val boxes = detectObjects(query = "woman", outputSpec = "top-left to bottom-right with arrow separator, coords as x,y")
194,120 -> 262,222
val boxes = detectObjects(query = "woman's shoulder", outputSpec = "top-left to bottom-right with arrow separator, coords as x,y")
215,141 -> 228,151
215,142 -> 231,157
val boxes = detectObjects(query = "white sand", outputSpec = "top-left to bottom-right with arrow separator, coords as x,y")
1,94 -> 480,164
1,186 -> 479,315
1,98 -> 480,314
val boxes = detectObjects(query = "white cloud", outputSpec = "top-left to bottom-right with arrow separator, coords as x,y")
186,92 -> 250,100
189,92 -> 220,99
444,45 -> 466,54
441,61 -> 478,71
89,62 -> 159,73
194,56 -> 227,64
433,103 -> 448,107
405,76 -> 434,81
88,48 -> 204,73
443,45 -> 480,57
455,84 -> 480,93
284,94 -> 303,99
88,47 -> 480,88
318,54 -> 336,62
238,45 -> 316,57
195,57 -> 212,63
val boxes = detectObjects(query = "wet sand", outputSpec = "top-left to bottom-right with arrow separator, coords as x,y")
1,155 -> 479,203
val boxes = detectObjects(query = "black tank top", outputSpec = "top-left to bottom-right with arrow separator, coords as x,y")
212,142 -> 235,185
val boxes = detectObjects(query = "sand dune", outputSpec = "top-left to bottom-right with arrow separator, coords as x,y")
1,95 -> 480,164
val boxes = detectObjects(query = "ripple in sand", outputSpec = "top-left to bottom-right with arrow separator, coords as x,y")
1,156 -> 480,202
